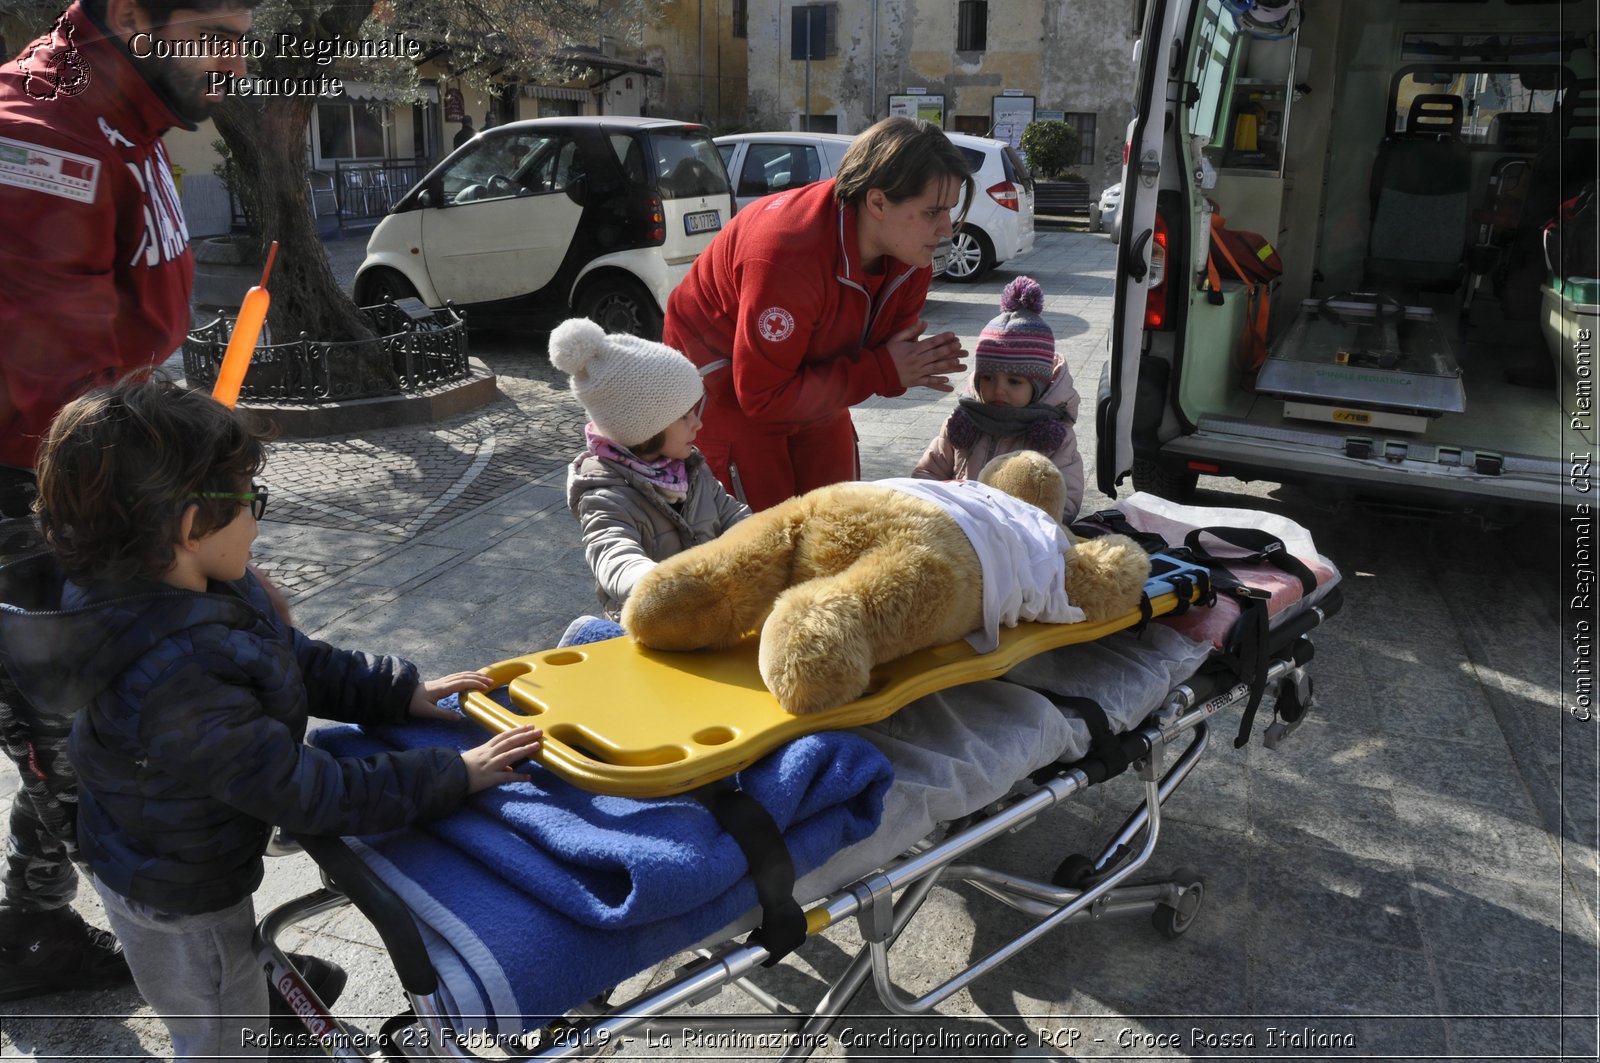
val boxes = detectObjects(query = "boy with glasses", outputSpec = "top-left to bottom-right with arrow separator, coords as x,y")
0,376 -> 542,1057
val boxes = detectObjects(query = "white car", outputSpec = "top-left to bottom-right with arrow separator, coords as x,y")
940,132 -> 1036,282
716,130 -> 1041,280
714,131 -> 855,213
355,116 -> 733,339
1095,182 -> 1123,241
1094,117 -> 1136,242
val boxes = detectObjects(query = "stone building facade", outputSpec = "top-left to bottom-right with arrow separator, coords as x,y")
741,0 -> 1139,191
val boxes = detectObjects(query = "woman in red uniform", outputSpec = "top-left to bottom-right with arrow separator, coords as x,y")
664,117 -> 973,511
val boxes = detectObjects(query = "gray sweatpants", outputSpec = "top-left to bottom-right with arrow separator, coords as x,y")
93,878 -> 269,1061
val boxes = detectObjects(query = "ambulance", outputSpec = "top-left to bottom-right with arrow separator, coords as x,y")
1098,0 -> 1596,519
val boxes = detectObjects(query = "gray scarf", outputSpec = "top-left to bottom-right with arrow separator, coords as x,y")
947,396 -> 1072,453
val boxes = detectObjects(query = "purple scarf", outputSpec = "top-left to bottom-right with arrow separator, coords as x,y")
584,424 -> 690,502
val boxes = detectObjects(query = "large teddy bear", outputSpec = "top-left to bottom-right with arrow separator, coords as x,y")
621,451 -> 1150,714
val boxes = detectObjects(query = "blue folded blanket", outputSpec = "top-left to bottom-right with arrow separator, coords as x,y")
310,700 -> 892,1032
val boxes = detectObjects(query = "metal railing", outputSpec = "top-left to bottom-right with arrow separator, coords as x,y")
332,158 -> 427,232
183,302 -> 470,404
224,158 -> 429,234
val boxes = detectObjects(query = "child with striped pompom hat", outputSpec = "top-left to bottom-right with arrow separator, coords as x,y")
912,275 -> 1084,521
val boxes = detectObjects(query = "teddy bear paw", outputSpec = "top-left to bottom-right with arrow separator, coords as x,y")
621,571 -> 742,650
758,589 -> 875,714
1067,533 -> 1151,622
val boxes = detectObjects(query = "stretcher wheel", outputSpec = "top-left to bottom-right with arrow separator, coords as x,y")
1151,867 -> 1204,939
1276,671 -> 1314,723
1052,853 -> 1099,889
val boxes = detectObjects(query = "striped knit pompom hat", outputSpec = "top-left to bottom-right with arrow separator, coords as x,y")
973,276 -> 1056,400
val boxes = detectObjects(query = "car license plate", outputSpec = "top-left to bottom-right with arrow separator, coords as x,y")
684,210 -> 721,235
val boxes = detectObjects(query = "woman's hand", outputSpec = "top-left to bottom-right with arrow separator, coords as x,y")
409,671 -> 495,720
888,321 -> 967,391
461,724 -> 544,793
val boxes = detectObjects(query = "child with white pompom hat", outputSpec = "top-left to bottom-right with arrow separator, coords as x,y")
550,318 -> 750,643
911,275 -> 1085,522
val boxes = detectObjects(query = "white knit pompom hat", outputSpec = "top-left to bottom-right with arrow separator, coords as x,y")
549,318 -> 704,448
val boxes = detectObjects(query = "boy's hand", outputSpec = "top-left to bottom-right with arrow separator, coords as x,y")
409,671 -> 495,720
462,724 -> 543,793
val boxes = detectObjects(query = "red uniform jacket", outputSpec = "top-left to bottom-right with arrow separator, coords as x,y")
663,180 -> 931,507
0,3 -> 195,469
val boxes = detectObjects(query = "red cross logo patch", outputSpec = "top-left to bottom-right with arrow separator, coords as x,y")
757,306 -> 796,342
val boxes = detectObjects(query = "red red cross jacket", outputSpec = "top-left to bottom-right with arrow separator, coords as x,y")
0,2 -> 195,469
663,179 -> 931,508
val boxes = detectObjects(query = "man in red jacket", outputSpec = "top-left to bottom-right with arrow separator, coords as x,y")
0,0 -> 254,1002
664,118 -> 974,511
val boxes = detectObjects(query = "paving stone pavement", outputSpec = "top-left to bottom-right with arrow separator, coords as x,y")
254,230 -> 1115,669
3,230 -> 1595,1061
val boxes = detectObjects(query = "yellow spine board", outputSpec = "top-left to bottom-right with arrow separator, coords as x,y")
463,592 -> 1187,797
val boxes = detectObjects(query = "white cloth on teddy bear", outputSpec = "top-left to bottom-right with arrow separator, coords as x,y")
878,477 -> 1083,653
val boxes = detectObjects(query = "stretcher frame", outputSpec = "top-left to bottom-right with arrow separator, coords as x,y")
255,588 -> 1341,1062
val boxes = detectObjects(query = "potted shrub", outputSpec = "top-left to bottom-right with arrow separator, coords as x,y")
1020,120 -> 1090,216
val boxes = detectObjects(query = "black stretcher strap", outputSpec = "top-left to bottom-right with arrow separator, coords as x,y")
1069,510 -> 1172,554
698,783 -> 806,965
1166,573 -> 1194,615
1056,695 -> 1129,777
1172,527 -> 1315,748
1217,588 -> 1272,748
1183,527 -> 1317,596
1065,514 -> 1321,749
997,684 -> 1144,786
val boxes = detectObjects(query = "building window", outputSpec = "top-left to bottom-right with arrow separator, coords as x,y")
957,1 -> 987,52
1064,111 -> 1097,166
732,0 -> 747,39
316,101 -> 388,161
790,4 -> 837,60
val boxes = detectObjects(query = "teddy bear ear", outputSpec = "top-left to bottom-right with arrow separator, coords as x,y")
548,317 -> 607,377
977,450 -> 1066,523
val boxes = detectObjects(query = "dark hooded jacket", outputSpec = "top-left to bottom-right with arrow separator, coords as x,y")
0,552 -> 467,915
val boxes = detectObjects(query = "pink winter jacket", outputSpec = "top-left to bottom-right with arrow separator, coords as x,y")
911,364 -> 1085,523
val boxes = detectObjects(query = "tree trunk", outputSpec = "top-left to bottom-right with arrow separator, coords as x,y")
204,0 -> 397,393
211,100 -> 396,394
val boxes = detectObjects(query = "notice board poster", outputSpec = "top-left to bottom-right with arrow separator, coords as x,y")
444,87 -> 465,123
990,95 -> 1036,150
888,94 -> 945,127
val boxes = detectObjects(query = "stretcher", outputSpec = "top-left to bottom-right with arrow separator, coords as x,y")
257,493 -> 1343,1060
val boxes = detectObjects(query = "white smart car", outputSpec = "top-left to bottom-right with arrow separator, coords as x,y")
356,116 -> 732,339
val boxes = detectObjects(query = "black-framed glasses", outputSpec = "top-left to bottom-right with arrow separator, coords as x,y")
191,484 -> 268,521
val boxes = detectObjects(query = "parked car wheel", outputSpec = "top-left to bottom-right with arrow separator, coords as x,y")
355,267 -> 420,307
944,226 -> 995,282
576,275 -> 663,340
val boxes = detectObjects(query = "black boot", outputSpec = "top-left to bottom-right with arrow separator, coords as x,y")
0,906 -> 132,1002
